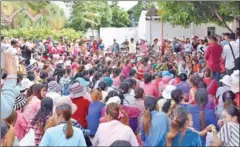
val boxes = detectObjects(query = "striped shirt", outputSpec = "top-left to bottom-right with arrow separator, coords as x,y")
218,122 -> 239,147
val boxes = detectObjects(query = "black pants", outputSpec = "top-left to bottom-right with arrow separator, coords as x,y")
85,136 -> 92,147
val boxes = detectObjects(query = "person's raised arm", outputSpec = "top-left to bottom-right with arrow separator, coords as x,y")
1,51 -> 18,119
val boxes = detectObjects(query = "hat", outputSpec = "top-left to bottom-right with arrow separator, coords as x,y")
220,75 -> 232,87
48,81 -> 61,93
54,96 -> 77,114
106,96 -> 121,105
14,93 -> 27,110
162,85 -> 176,99
20,78 -> 34,91
70,82 -> 88,99
103,77 -> 113,87
75,77 -> 89,87
230,70 -> 239,93
162,71 -> 174,78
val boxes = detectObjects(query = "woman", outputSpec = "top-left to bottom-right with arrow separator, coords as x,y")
28,97 -> 53,145
186,88 -> 218,145
39,104 -> 86,146
93,103 -> 138,146
134,87 -> 145,123
70,83 -> 90,129
98,81 -> 108,101
203,68 -> 218,97
87,89 -> 105,137
171,89 -> 188,109
141,97 -> 169,146
188,75 -> 201,104
90,72 -> 102,89
212,105 -> 239,146
140,73 -> 159,98
112,68 -> 122,88
166,106 -> 202,146
184,38 -> 193,54
119,82 -> 136,106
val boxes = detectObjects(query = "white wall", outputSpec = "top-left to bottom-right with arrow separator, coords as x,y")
100,27 -> 138,48
84,29 -> 99,40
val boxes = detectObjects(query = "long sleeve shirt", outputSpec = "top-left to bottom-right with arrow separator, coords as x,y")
1,78 -> 17,119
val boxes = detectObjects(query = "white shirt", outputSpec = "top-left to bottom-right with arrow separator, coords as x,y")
184,43 -> 192,52
178,64 -> 190,76
222,41 -> 240,69
129,41 -> 136,53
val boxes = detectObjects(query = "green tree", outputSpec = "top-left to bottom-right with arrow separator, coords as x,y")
157,1 -> 240,33
110,2 -> 131,27
68,1 -> 112,31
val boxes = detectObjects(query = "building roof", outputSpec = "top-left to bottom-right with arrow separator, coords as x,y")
146,6 -> 158,17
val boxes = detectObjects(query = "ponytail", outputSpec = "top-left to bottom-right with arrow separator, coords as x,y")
143,108 -> 152,135
166,119 -> 179,146
65,120 -> 73,139
199,107 -> 206,131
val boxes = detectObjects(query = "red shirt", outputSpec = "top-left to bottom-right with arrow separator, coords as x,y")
204,78 -> 218,96
205,43 -> 223,72
71,97 -> 90,128
235,92 -> 240,107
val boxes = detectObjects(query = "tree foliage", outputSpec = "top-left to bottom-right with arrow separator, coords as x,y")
157,1 -> 240,32
68,1 -> 130,31
1,27 -> 82,41
1,2 -> 67,30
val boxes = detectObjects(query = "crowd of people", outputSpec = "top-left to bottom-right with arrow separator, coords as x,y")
0,27 -> 239,147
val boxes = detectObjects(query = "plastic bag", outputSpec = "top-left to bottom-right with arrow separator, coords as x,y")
19,129 -> 35,146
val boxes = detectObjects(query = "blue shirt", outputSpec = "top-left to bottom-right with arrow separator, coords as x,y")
1,79 -> 18,119
186,105 -> 218,145
140,110 -> 169,146
87,101 -> 105,136
39,123 -> 86,146
172,129 -> 202,146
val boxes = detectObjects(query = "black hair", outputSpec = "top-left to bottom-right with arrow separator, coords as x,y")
47,76 -> 55,83
112,68 -> 121,77
144,73 -> 152,84
105,91 -> 119,103
119,75 -> 126,83
227,33 -> 235,40
162,99 -> 172,113
27,71 -> 35,81
110,140 -> 132,147
197,81 -> 207,89
90,72 -> 102,89
129,69 -> 136,77
124,78 -> 136,89
171,89 -> 184,104
135,87 -> 144,99
224,105 -> 240,123
208,35 -> 217,42
11,39 -> 18,45
98,81 -> 108,91
88,69 -> 95,76
179,73 -> 187,81
17,74 -> 23,84
119,82 -> 130,94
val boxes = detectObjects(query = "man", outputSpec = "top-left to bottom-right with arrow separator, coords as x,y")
205,35 -> 223,83
222,33 -> 239,75
152,38 -> 160,52
221,33 -> 230,47
8,39 -> 19,55
112,39 -> 120,54
129,38 -> 136,54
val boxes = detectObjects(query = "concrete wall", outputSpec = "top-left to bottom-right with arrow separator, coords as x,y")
100,27 -> 138,48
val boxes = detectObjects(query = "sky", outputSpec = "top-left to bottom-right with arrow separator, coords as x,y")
53,1 -> 138,18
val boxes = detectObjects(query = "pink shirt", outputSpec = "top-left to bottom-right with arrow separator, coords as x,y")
14,111 -> 28,141
93,120 -> 138,146
140,82 -> 159,98
23,96 -> 41,124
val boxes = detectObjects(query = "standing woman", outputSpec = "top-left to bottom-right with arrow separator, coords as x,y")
141,97 -> 169,146
28,97 -> 53,146
93,103 -> 138,146
166,106 -> 202,146
39,104 -> 86,146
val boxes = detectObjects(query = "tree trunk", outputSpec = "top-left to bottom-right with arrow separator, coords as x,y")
91,27 -> 94,39
214,11 -> 234,33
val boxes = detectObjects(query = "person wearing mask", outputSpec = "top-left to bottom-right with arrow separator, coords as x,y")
211,105 -> 239,146
93,103 -> 138,146
166,106 -> 202,146
87,89 -> 105,137
28,97 -> 53,146
39,104 -> 87,146
1,51 -> 18,119
140,97 -> 169,146
186,88 -> 218,145
205,35 -> 223,83
222,33 -> 240,75
140,73 -> 159,98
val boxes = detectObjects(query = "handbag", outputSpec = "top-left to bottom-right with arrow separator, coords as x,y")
229,44 -> 240,70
